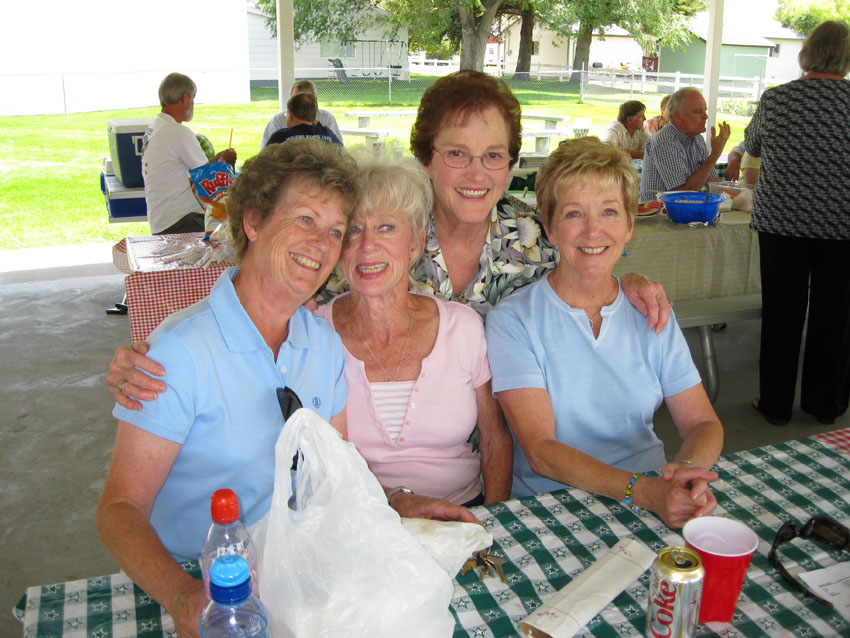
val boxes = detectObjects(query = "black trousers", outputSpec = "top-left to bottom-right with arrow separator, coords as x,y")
154,212 -> 204,235
757,231 -> 850,422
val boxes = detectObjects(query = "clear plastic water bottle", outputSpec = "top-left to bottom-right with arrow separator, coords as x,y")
199,555 -> 270,638
200,488 -> 259,598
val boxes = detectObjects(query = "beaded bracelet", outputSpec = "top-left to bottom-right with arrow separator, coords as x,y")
624,472 -> 643,512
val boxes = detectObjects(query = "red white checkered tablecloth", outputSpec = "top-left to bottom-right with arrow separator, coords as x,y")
814,427 -> 850,456
119,234 -> 236,342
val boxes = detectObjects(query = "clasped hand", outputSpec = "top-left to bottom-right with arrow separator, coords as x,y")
653,462 -> 719,528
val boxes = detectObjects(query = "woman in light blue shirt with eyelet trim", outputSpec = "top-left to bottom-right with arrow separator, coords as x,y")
487,137 -> 724,530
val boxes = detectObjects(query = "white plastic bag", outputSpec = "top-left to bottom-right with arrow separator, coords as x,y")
259,408 -> 455,638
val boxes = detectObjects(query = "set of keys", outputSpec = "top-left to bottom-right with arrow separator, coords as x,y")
460,549 -> 506,583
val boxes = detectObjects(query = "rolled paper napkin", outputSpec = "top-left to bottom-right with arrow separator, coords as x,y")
519,537 -> 657,638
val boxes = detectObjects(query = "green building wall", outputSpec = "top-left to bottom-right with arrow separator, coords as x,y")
659,39 -> 768,78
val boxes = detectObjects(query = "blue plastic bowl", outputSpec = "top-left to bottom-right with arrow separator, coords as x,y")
659,192 -> 724,224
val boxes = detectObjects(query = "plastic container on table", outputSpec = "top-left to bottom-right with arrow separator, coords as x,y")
199,555 -> 270,638
659,191 -> 724,224
107,118 -> 152,188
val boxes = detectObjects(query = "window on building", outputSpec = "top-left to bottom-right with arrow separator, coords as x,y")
532,41 -> 540,56
770,43 -> 780,57
320,41 -> 356,59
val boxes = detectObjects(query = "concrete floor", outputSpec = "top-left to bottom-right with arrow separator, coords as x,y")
1,251 -> 845,637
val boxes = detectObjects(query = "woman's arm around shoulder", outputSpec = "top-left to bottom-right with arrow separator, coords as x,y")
108,341 -> 167,410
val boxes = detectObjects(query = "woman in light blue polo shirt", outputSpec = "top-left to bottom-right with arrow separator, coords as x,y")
96,139 -> 359,638
486,137 -> 724,530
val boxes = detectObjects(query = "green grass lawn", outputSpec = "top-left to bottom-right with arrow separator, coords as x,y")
0,77 -> 751,251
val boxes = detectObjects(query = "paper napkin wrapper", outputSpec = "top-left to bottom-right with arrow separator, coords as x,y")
520,537 -> 656,638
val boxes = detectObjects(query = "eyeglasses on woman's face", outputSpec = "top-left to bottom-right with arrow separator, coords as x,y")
432,147 -> 510,171
768,515 -> 850,608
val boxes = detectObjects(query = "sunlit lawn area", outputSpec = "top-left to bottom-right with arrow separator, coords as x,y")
1,74 -> 751,251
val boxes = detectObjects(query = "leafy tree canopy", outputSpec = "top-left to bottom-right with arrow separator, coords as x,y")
775,0 -> 850,35
255,0 -> 388,43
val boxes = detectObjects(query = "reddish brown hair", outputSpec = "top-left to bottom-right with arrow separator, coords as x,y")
410,70 -> 522,168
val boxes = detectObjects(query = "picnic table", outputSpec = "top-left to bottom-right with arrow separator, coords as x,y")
522,113 -> 569,130
344,110 -> 418,128
112,234 -> 236,342
337,127 -> 390,149
15,428 -> 850,637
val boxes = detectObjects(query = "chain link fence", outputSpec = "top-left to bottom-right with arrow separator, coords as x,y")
252,65 -> 775,116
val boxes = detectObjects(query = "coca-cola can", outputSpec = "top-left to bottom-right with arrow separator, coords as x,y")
645,545 -> 704,638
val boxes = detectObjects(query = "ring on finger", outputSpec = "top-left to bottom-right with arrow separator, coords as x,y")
118,380 -> 127,393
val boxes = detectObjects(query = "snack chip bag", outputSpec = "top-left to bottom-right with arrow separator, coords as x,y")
189,162 -> 235,238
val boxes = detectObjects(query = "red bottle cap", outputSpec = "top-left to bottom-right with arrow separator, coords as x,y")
210,488 -> 240,524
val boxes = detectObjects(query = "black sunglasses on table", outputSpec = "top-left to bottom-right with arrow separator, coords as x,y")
768,515 -> 850,608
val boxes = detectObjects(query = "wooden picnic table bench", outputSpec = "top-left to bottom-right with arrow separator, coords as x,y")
344,111 -> 418,128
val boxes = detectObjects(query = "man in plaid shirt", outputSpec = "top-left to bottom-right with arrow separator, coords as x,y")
640,87 -> 731,202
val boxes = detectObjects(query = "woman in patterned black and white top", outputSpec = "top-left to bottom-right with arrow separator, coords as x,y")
745,20 -> 850,426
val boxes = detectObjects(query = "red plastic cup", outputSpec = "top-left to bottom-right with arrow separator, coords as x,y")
682,516 -> 758,622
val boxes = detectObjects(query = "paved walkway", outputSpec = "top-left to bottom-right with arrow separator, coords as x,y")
0,242 -> 119,284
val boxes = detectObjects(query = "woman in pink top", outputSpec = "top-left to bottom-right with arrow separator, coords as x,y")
316,151 -> 513,517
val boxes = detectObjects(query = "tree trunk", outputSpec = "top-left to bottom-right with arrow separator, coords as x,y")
512,6 -> 535,81
570,21 -> 593,84
458,0 -> 505,71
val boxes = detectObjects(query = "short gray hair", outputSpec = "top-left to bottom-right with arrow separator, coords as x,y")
158,73 -> 196,107
352,148 -> 434,264
291,79 -> 318,97
666,87 -> 702,118
799,20 -> 850,76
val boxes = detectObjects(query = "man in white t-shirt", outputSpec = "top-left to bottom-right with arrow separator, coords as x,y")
141,73 -> 237,235
260,79 -> 343,150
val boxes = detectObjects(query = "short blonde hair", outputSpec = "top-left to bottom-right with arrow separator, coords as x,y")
227,139 -> 359,262
351,148 -> 434,264
537,137 -> 638,231
799,20 -> 850,76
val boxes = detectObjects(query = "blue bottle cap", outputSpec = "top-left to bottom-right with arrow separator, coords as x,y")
209,555 -> 251,603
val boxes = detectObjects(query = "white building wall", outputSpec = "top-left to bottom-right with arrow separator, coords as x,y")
501,26 -> 643,71
1,0 -> 250,116
248,8 -> 408,82
765,38 -> 803,82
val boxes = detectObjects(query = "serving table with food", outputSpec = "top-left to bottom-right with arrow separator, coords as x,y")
112,234 -> 236,342
15,429 -> 850,637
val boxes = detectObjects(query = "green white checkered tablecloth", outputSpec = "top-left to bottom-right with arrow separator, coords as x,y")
16,434 -> 850,637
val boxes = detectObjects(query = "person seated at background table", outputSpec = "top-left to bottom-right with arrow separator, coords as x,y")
602,100 -> 650,159
647,94 -> 670,135
724,141 -> 761,184
97,139 -> 360,638
142,72 -> 237,235
260,79 -> 343,149
108,70 -> 673,412
639,87 -> 731,202
316,150 -> 512,512
486,137 -> 724,529
267,92 -> 342,146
